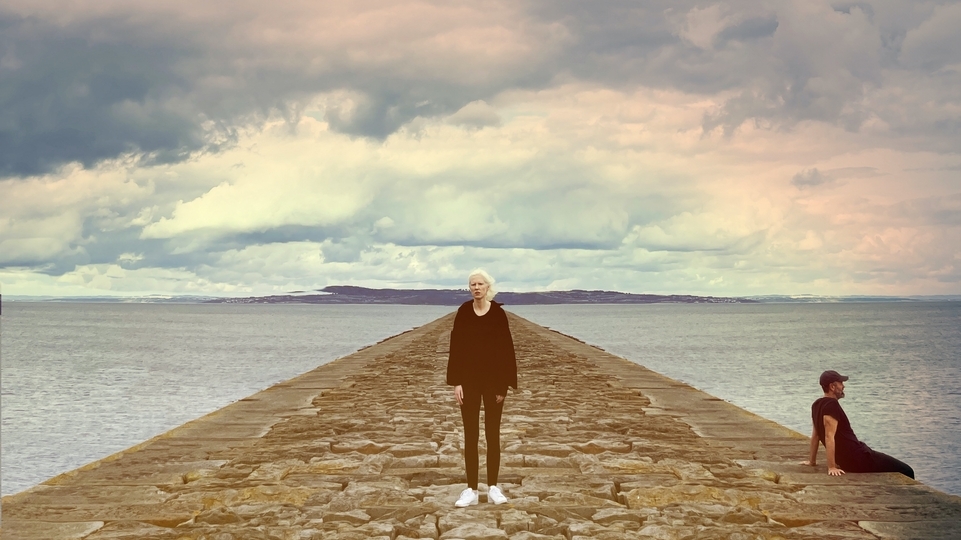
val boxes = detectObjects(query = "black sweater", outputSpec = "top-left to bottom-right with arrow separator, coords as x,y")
446,300 -> 518,395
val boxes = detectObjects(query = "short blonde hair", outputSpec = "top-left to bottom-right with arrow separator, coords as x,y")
468,268 -> 497,301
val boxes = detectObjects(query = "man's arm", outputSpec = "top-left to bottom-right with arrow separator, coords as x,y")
822,415 -> 845,476
802,427 -> 819,466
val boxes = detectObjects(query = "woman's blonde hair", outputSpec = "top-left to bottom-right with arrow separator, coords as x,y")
468,268 -> 497,301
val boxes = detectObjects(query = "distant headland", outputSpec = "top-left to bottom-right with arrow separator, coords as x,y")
204,286 -> 755,305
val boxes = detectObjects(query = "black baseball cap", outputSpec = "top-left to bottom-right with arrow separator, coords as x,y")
819,370 -> 849,387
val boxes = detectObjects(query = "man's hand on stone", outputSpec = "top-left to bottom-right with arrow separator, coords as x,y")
828,467 -> 845,476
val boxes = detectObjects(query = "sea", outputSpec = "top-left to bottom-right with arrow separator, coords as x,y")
1,303 -> 452,497
509,302 -> 961,496
2,301 -> 959,497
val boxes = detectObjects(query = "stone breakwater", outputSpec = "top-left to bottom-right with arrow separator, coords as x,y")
3,313 -> 961,540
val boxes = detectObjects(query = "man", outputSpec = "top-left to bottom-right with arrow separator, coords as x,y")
803,370 -> 914,478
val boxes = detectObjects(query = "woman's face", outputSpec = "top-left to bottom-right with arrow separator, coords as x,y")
469,275 -> 489,300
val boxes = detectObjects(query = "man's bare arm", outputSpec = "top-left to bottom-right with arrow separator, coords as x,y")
802,427 -> 819,466
822,415 -> 845,476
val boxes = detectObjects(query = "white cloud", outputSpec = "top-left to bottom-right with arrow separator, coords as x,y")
0,213 -> 84,265
0,163 -> 156,265
447,100 -> 501,128
140,120 -> 379,241
2,1 -> 959,297
51,264 -> 242,294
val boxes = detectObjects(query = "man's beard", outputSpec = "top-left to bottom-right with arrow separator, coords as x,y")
836,390 -> 845,399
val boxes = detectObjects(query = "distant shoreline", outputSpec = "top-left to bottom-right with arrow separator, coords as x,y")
205,286 -> 756,305
4,286 -> 959,304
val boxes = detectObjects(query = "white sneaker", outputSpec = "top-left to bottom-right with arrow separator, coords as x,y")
454,488 -> 478,507
488,485 -> 508,505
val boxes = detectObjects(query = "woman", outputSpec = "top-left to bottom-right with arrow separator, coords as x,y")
446,269 -> 518,507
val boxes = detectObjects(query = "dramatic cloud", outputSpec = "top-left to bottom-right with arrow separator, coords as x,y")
1,0 -> 562,176
1,0 -> 958,297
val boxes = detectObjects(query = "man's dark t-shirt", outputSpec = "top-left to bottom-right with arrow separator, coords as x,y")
812,397 -> 872,470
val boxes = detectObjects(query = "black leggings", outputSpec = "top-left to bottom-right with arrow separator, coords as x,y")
460,386 -> 504,489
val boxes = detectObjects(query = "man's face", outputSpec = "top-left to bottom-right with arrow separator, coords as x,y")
832,381 -> 846,399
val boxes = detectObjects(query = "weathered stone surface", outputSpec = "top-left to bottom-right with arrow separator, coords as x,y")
507,443 -> 577,457
194,506 -> 243,524
570,440 -> 631,454
540,492 -> 622,508
0,521 -> 104,540
562,519 -> 605,536
440,523 -> 509,539
323,509 -> 372,525
3,312 -> 958,540
859,519 -> 961,540
792,520 -> 883,539
626,484 -> 752,509
331,440 -> 392,454
438,511 -> 497,533
498,508 -> 534,534
389,442 -> 440,457
515,473 -> 615,502
396,513 -> 440,539
590,507 -> 653,525
508,533 -> 565,540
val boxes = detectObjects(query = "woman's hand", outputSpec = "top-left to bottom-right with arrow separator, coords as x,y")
496,394 -> 504,404
454,385 -> 464,405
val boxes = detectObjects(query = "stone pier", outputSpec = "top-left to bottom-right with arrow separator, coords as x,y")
4,313 -> 961,539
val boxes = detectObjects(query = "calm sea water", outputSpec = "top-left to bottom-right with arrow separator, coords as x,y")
2,302 -> 959,498
508,302 -> 961,496
1,303 -> 452,496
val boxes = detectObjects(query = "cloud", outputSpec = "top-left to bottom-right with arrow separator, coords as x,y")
136,98 -> 668,253
7,79 -> 960,294
0,0 -> 564,176
791,168 -> 833,188
5,0 -> 957,178
715,16 -> 779,46
447,100 -> 501,128
0,162 -> 156,267
0,11 -> 212,177
676,4 -> 732,50
1,0 -> 959,297
899,3 -> 961,71
891,193 -> 961,227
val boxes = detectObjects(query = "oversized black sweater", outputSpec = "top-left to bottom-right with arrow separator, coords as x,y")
446,300 -> 518,395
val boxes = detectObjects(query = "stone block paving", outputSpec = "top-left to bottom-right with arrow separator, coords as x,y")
4,313 -> 961,540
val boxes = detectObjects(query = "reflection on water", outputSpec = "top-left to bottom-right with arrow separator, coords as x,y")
508,302 -> 961,496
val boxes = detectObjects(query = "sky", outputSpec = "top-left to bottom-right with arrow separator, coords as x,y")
1,0 -> 959,298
